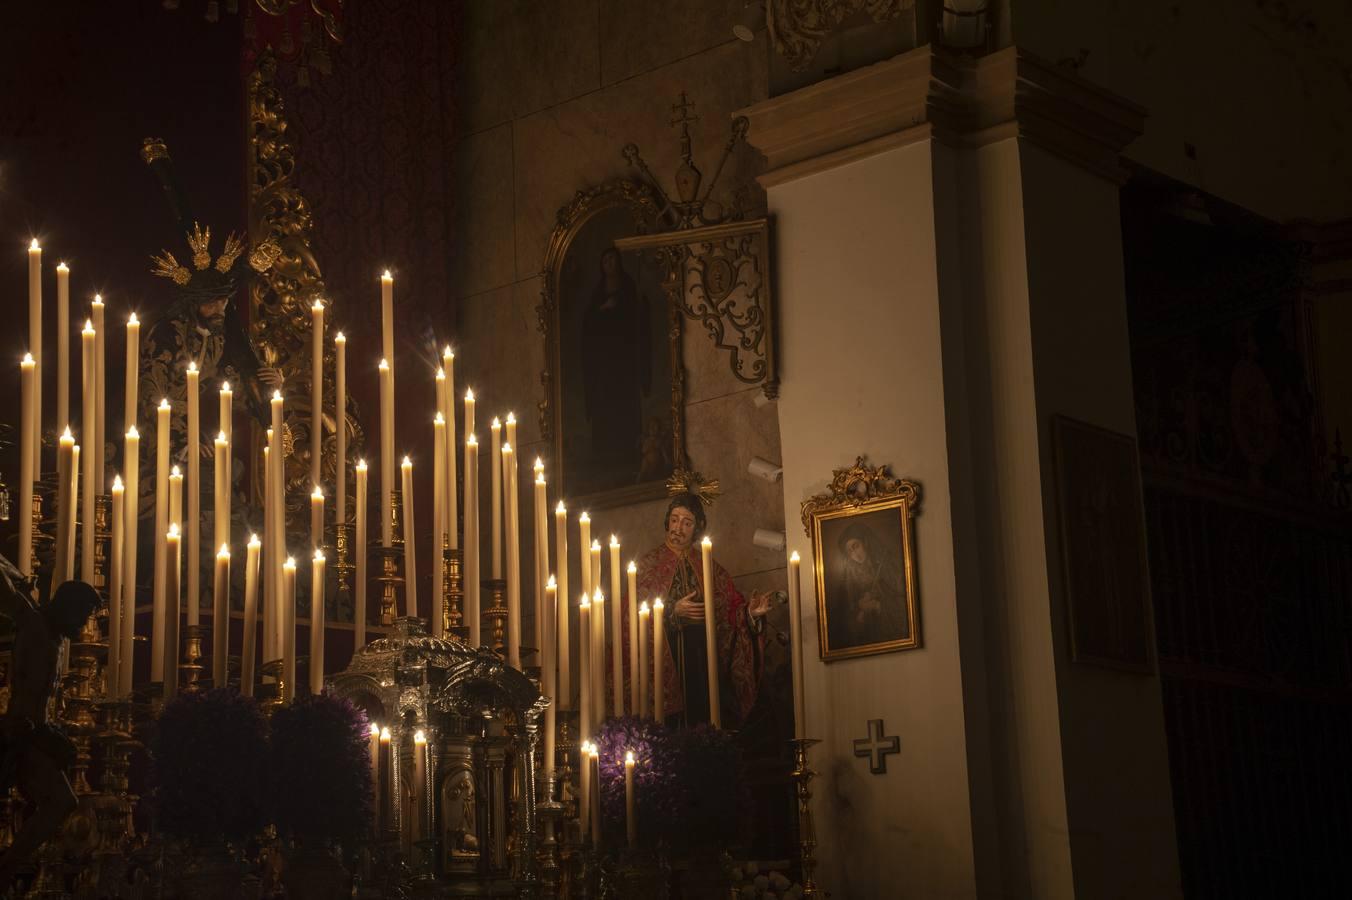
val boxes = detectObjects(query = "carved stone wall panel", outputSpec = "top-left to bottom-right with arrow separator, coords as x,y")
769,0 -> 914,71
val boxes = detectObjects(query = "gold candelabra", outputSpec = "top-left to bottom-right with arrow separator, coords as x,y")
443,542 -> 465,638
180,624 -> 207,694
483,579 -> 508,659
790,737 -> 822,899
334,520 -> 354,600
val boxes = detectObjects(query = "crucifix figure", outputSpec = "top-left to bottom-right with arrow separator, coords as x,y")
853,718 -> 901,775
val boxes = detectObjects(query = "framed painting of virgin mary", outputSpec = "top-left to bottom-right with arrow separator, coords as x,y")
538,179 -> 686,508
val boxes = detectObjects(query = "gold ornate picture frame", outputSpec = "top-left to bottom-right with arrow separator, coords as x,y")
537,179 -> 687,509
801,457 -> 921,661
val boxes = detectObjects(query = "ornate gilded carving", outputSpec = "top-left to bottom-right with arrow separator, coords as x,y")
768,0 -> 913,70
247,50 -> 363,528
799,456 -> 920,537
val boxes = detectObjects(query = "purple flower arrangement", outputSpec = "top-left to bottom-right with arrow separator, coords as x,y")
150,688 -> 269,842
267,693 -> 374,843
594,717 -> 745,852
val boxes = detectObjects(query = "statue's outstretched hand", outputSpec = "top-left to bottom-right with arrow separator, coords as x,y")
748,590 -> 772,618
257,367 -> 284,391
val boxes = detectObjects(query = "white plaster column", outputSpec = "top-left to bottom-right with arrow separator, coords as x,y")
743,45 -> 1181,900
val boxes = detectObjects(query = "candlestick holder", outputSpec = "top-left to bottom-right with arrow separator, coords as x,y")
537,785 -> 564,900
259,658 -> 286,712
29,490 -> 46,581
334,521 -> 354,601
444,544 -> 465,638
789,737 -> 822,899
375,546 -> 403,627
180,625 -> 207,694
94,493 -> 111,593
482,578 -> 508,659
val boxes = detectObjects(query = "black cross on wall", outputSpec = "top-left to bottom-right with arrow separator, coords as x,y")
853,719 -> 901,775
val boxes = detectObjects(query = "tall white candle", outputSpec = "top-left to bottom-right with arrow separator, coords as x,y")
124,313 -> 139,453
283,556 -> 297,701
578,594 -> 591,743
788,551 -> 806,739
80,321 -> 96,583
121,428 -> 139,697
355,460 -> 368,647
638,601 -> 650,719
401,456 -> 417,619
463,437 -> 480,647
625,750 -> 637,848
627,560 -> 639,714
56,263 -> 69,433
653,597 -> 664,721
334,334 -> 346,531
310,487 -> 325,560
19,356 -> 35,577
169,466 -> 183,533
533,461 -> 547,662
263,443 -> 275,666
589,745 -> 601,846
489,418 -> 502,578
91,295 -> 106,493
67,444 -> 79,585
214,432 -> 229,577
578,512 -> 591,596
505,411 -> 517,452
412,729 -> 428,844
432,413 -> 446,638
591,586 -> 605,720
464,388 -> 475,449
554,501 -> 570,707
28,241 -> 42,469
269,392 -> 285,659
502,442 -> 520,668
219,380 -> 232,549
310,299 -> 324,493
543,575 -> 557,781
186,362 -> 200,628
443,348 -> 458,551
109,476 -> 124,696
241,535 -> 261,696
379,360 -> 394,547
151,399 -> 170,682
609,537 -> 623,714
591,540 -> 601,604
310,550 -> 326,695
214,545 -> 230,687
579,740 -> 592,837
164,524 -> 181,700
380,271 -> 394,374
701,537 -> 721,727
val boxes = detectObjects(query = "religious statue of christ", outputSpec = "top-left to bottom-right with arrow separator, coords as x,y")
625,491 -> 771,728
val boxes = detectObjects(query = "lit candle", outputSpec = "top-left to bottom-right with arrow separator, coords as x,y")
152,399 -> 170,682
219,381 -> 232,555
624,749 -> 637,848
591,586 -> 605,720
463,436 -> 480,647
490,418 -> 502,578
214,544 -> 230,687
91,295 -> 105,493
334,334 -> 346,531
213,431 -> 229,575
784,551 -> 807,743
432,412 -> 446,638
355,460 -> 368,646
27,241 -> 42,469
124,313 -> 139,458
378,726 -> 392,834
502,441 -> 520,668
533,461 -> 548,660
627,560 -> 639,714
67,444 -> 79,584
443,347 -> 458,551
164,523 -> 181,700
578,739 -> 592,837
653,597 -> 664,721
186,362 -> 201,628
590,539 -> 601,601
589,744 -> 601,846
121,428 -> 139,697
52,429 -> 74,596
402,456 -> 418,619
554,501 -> 570,707
543,575 -> 557,781
263,443 -> 275,666
108,475 -> 125,696
310,550 -> 326,695
283,556 -> 297,701
18,355 -> 35,577
379,360 -> 394,547
80,320 -> 96,583
380,271 -> 394,372
638,601 -> 650,720
609,537 -> 623,714
169,466 -> 183,534
269,391 -> 285,660
367,722 -> 381,835
56,262 -> 69,432
701,537 -> 721,727
578,594 -> 592,743
310,486 -> 325,559
464,388 -> 476,447
310,299 -> 324,492
412,729 -> 428,844
241,534 -> 261,696
505,411 -> 517,451
578,512 -> 592,596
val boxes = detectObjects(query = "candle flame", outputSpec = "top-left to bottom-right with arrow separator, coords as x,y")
171,465 -> 181,478
502,442 -> 513,453
380,726 -> 391,741
57,262 -> 68,272
312,298 -> 324,311
588,745 -> 599,759
591,539 -> 601,551
556,500 -> 566,513
218,544 -> 230,557
113,475 -> 124,490
436,367 -> 445,379
702,536 -> 712,547
381,270 -> 392,280
83,319 -> 94,333
625,750 -> 635,764
434,411 -> 445,424
221,381 -> 231,392
92,294 -> 103,305
379,359 -> 389,370
60,425 -> 73,441
580,511 -> 589,522
335,331 -> 345,343
465,387 -> 475,401
314,549 -> 325,562
547,574 -> 557,588
790,550 -> 800,562
628,560 -> 636,573
357,459 -> 367,470
640,600 -> 649,613
272,390 -> 283,401
506,412 -> 516,424
29,239 -> 39,251
168,523 -> 180,539
442,345 -> 452,359
128,312 -> 139,324
249,534 -> 261,546
593,587 -> 604,603
284,556 -> 296,569
534,457 -> 544,470
654,596 -> 664,610
159,398 -> 170,410
609,535 -> 619,547
126,426 -> 139,438
536,473 -> 545,486
369,723 -> 380,737
491,417 -> 501,428
414,729 -> 426,744
217,431 -> 227,442
467,434 -> 477,446
402,455 -> 412,466
580,593 -> 590,609
22,353 -> 33,364
312,485 -> 323,499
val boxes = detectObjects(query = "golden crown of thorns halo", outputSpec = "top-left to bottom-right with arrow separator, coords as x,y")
151,220 -> 280,285
667,467 -> 721,508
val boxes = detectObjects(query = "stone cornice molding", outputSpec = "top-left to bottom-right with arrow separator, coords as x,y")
740,45 -> 1146,187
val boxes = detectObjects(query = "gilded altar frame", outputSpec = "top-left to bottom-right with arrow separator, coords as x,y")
802,457 -> 921,661
537,179 -> 687,509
